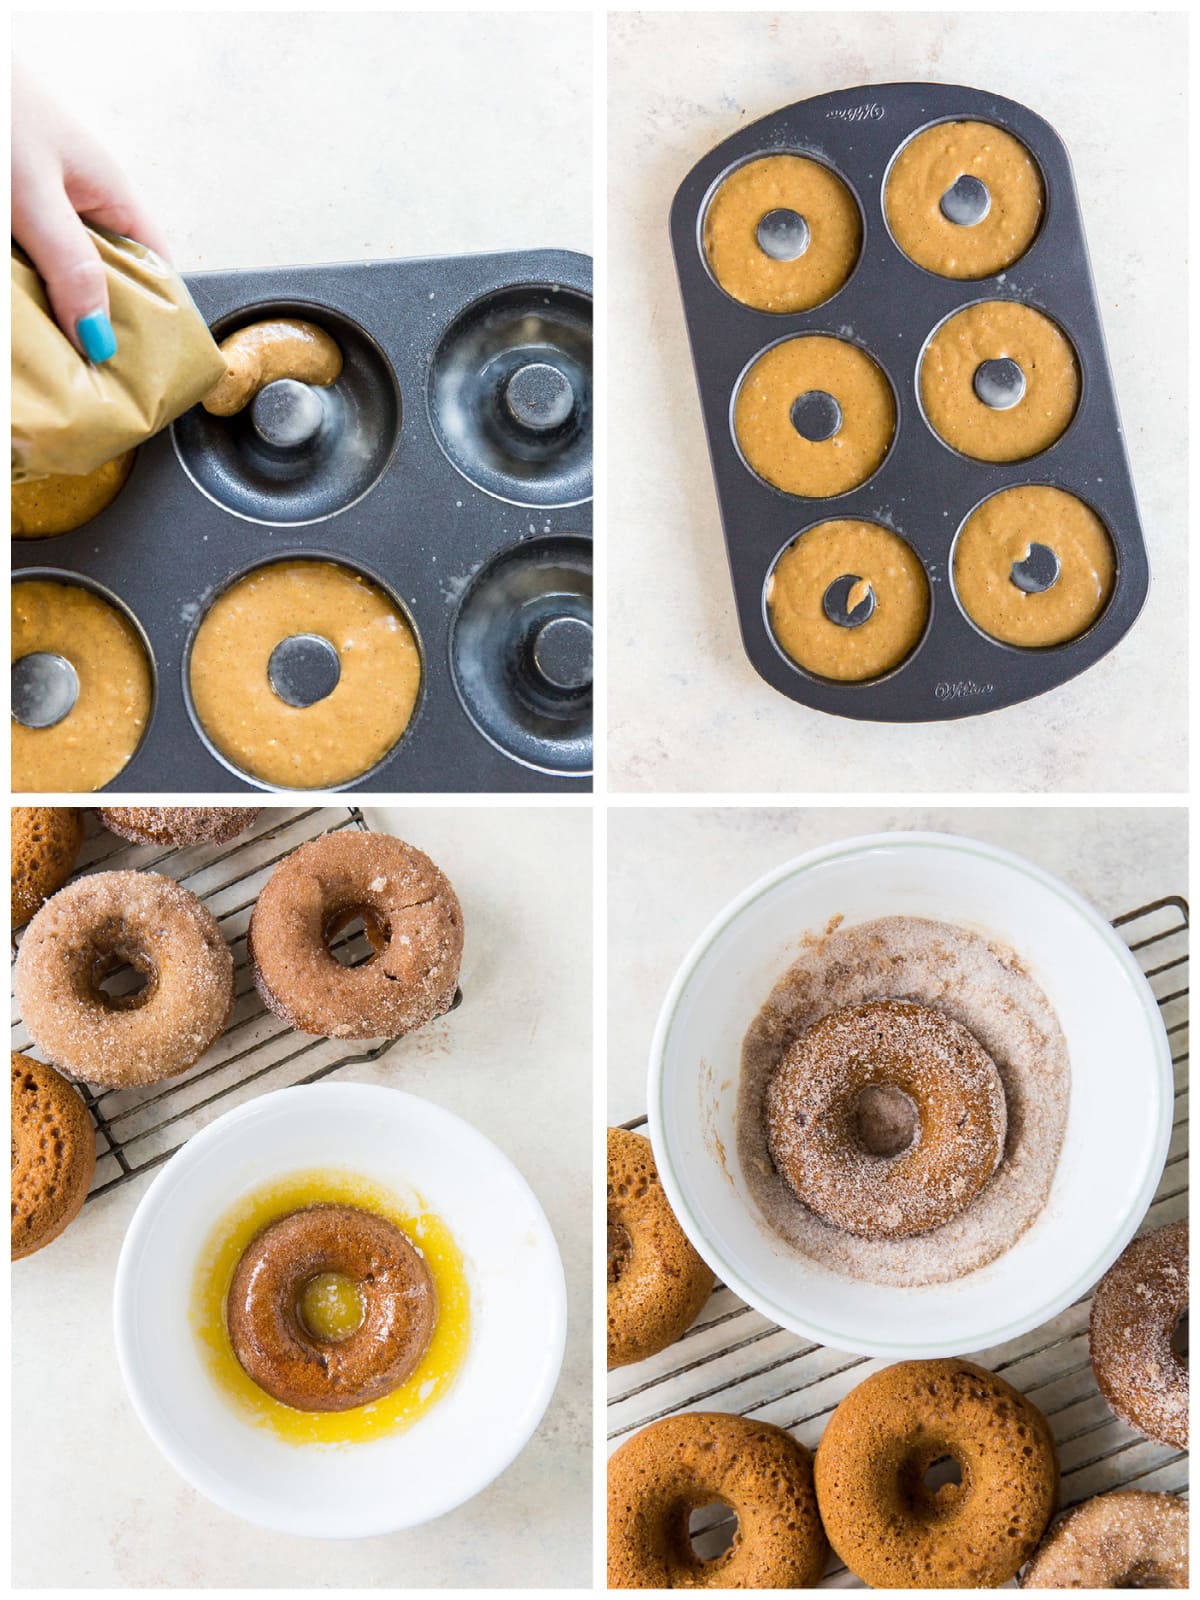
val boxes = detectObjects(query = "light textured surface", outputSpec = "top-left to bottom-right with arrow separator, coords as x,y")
608,805 -> 1186,1119
13,806 -> 592,1587
607,12 -> 1186,794
13,12 -> 591,270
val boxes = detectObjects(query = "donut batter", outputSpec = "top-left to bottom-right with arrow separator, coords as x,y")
767,520 -> 928,680
735,336 -> 895,497
188,559 -> 421,789
703,153 -> 862,312
11,452 -> 135,538
920,300 -> 1080,462
203,318 -> 342,416
12,580 -> 152,792
885,120 -> 1044,279
954,485 -> 1115,647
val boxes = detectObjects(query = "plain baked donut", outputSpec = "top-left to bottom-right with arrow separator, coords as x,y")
1089,1220 -> 1188,1448
14,870 -> 235,1089
1021,1490 -> 1188,1589
11,1051 -> 96,1260
767,1000 -> 1007,1239
11,806 -> 84,929
227,1203 -> 436,1412
99,807 -> 261,847
607,1127 -> 714,1368
814,1358 -> 1059,1587
248,832 -> 463,1040
607,1410 -> 828,1588
202,318 -> 342,416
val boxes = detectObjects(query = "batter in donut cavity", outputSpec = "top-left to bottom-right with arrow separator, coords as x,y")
12,580 -> 153,793
767,519 -> 928,681
738,916 -> 1069,1286
188,559 -> 421,789
734,335 -> 895,497
703,153 -> 862,312
886,120 -> 1044,279
11,451 -> 135,537
920,300 -> 1080,462
954,485 -> 1115,648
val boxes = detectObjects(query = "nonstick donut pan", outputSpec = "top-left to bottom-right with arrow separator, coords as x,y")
12,248 -> 592,789
670,82 -> 1148,722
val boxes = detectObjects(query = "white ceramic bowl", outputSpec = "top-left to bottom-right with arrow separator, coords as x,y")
648,832 -> 1172,1359
114,1083 -> 567,1537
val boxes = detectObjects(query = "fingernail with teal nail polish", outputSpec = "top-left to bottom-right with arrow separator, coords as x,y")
77,310 -> 117,363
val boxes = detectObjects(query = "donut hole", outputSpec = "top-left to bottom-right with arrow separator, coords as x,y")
298,1271 -> 365,1345
687,1501 -> 738,1562
853,1083 -> 919,1158
89,944 -> 157,1011
323,904 -> 390,968
1170,1307 -> 1188,1366
923,1453 -> 963,1493
1116,1562 -> 1173,1589
607,1215 -> 634,1284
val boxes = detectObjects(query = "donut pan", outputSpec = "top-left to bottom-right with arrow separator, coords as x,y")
11,249 -> 593,790
670,82 -> 1148,721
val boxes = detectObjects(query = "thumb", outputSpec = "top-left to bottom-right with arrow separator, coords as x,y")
13,175 -> 115,361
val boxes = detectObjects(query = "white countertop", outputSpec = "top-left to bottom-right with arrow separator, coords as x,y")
608,806 -> 1186,1120
607,12 -> 1187,794
13,11 -> 591,271
13,805 -> 592,1587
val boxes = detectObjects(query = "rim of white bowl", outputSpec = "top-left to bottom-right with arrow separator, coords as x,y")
648,830 -> 1174,1357
113,1082 -> 568,1537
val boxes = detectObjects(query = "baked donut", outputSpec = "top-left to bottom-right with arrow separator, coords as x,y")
886,120 -> 1044,279
1089,1220 -> 1188,1448
920,300 -> 1080,462
11,451 -> 136,537
99,807 -> 261,847
227,1203 -> 436,1412
703,153 -> 861,312
608,1127 -> 714,1369
767,1000 -> 1006,1239
1021,1490 -> 1188,1589
767,520 -> 929,681
11,1051 -> 96,1260
815,1358 -> 1059,1587
734,334 -> 895,497
607,1411 -> 828,1588
954,485 -> 1116,648
11,806 -> 84,929
14,870 -> 235,1089
248,832 -> 463,1040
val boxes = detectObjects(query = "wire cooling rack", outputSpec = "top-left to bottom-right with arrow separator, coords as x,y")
607,895 -> 1189,1586
10,805 -> 450,1202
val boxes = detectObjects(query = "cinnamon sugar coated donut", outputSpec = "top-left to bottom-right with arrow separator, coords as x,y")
607,1127 -> 714,1368
248,832 -> 463,1040
11,1051 -> 96,1259
14,871 -> 235,1088
767,999 -> 1007,1239
99,807 -> 261,847
814,1358 -> 1059,1587
607,1411 -> 828,1588
227,1204 -> 437,1413
1089,1220 -> 1188,1447
11,806 -> 84,929
1021,1490 -> 1188,1588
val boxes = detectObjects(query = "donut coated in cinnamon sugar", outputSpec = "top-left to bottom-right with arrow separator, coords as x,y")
766,999 -> 1006,1239
1021,1490 -> 1188,1589
99,807 -> 261,847
248,832 -> 463,1040
1089,1220 -> 1188,1448
226,1203 -> 436,1412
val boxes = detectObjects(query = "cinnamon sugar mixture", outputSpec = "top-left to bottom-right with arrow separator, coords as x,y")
737,916 -> 1070,1286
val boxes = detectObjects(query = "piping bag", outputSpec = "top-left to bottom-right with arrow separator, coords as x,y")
11,225 -> 226,483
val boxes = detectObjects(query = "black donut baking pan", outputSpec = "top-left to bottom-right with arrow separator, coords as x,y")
12,248 -> 592,789
670,82 -> 1148,721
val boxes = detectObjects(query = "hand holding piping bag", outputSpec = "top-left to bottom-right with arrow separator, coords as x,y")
10,66 -> 171,362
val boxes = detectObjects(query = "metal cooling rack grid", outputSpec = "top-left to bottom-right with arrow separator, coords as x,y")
607,895 -> 1189,1587
9,805 -> 433,1201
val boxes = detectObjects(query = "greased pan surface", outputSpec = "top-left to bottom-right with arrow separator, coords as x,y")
12,249 -> 592,790
670,83 -> 1147,722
